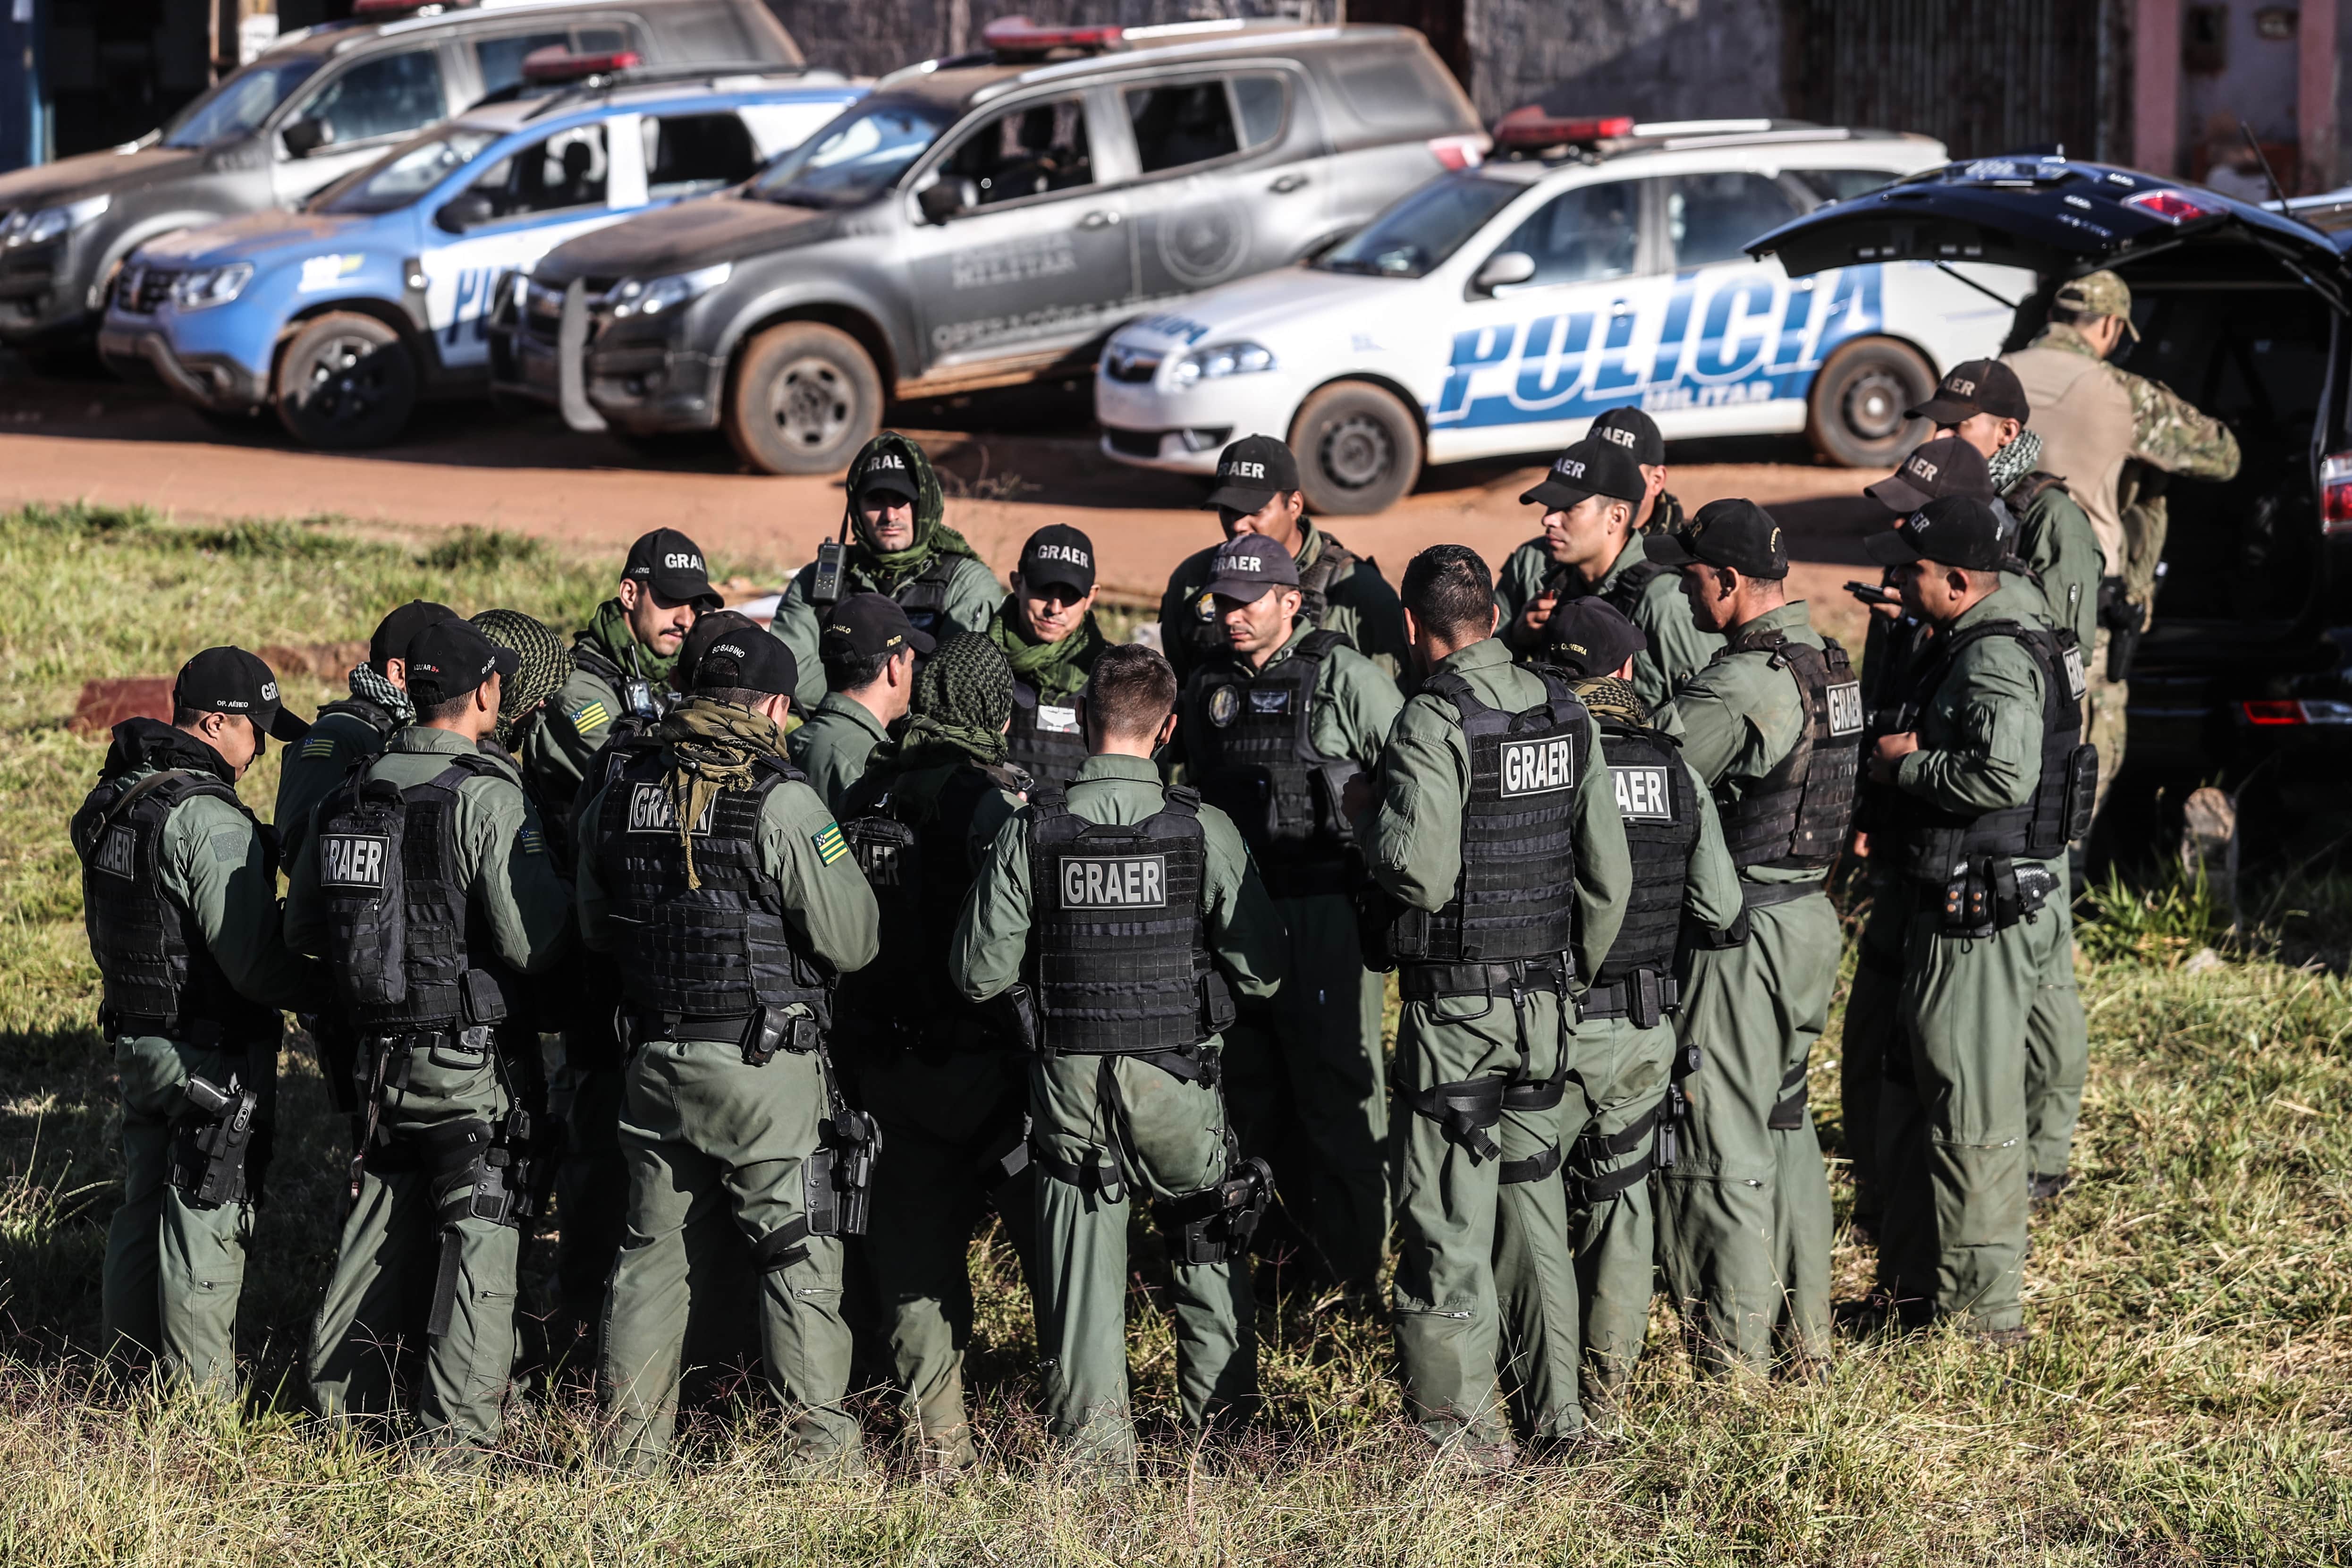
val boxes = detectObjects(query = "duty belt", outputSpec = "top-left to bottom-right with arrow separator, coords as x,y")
1740,878 -> 1826,910
109,1013 -> 233,1046
1577,969 -> 1679,1027
625,1011 -> 761,1047
1397,957 -> 1567,1004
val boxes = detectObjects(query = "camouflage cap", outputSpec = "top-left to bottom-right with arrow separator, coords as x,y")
2055,270 -> 2139,339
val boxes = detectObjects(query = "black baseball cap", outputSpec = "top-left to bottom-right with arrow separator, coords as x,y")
1017,524 -> 1096,596
855,445 -> 921,504
1908,358 -> 2031,426
820,592 -> 935,665
1522,434 -> 1647,510
1644,498 -> 1789,579
1543,599 -> 1649,678
1204,433 -> 1300,512
623,528 -> 723,611
1864,436 -> 1994,513
174,646 -> 309,742
368,600 -> 457,670
1205,534 -> 1303,600
1589,405 -> 1665,466
406,618 -> 519,706
1865,495 -> 2009,572
692,625 -> 799,698
674,610 -> 762,689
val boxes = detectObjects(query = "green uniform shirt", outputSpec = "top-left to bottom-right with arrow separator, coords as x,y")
1656,600 -> 1829,886
575,757 -> 880,974
787,692 -> 892,815
771,553 -> 1003,711
1174,620 -> 1404,780
1361,637 -> 1631,987
1497,534 -> 1722,707
272,701 -> 397,865
125,764 -> 327,1015
1159,522 -> 1408,683
285,725 -> 572,975
1675,763 -> 1747,930
2007,478 -> 2102,651
949,753 -> 1287,1009
1889,584 -> 2051,817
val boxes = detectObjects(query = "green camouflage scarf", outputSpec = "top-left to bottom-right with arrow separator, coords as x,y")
1568,672 -> 1649,729
585,596 -> 679,686
988,595 -> 1106,699
1988,429 -> 2044,495
656,696 -> 784,888
844,431 -> 985,589
868,630 -> 1012,774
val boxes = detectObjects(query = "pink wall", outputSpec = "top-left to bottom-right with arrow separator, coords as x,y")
2136,0 -> 2183,176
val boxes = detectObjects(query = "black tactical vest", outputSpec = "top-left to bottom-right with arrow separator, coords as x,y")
1387,667 -> 1587,965
1593,721 -> 1700,984
889,554 -> 962,636
313,695 -> 399,746
593,746 -> 836,1023
1877,619 -> 2094,877
571,638 -> 669,724
1713,628 -> 1864,873
1599,558 -> 1668,620
316,753 -> 520,1033
73,769 -> 280,1039
1184,629 -> 1352,895
1007,675 -> 1088,791
1024,784 -> 1225,1054
1178,530 -> 1358,661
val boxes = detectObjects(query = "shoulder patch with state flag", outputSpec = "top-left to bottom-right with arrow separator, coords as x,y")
300,734 -> 340,759
812,822 -> 848,865
518,824 -> 545,856
567,698 -> 612,735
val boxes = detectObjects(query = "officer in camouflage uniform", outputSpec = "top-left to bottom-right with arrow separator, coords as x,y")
1648,503 -> 1859,1375
771,432 -> 1004,711
1859,498 -> 2093,1341
992,525 -> 1110,791
1356,545 -> 1630,1467
838,633 -> 1035,1474
577,630 -> 881,1472
288,620 -> 573,1454
77,648 -> 325,1392
1177,538 -> 1402,1297
952,643 -> 1287,1476
276,601 -> 454,864
1159,434 -> 1407,685
788,595 -> 931,814
1495,431 -> 1720,708
1495,602 -> 1741,1437
2005,270 -> 2241,823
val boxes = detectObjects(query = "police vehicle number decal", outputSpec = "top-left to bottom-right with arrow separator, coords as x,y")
1499,735 -> 1577,798
1249,689 -> 1292,716
93,825 -> 138,879
1059,854 -> 1167,910
1038,704 -> 1081,735
626,783 -> 715,836
318,832 -> 391,891
1826,682 -> 1865,737
1610,764 -> 1673,822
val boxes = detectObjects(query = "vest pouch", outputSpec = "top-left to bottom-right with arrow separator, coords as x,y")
1312,760 -> 1360,847
1198,766 -> 1278,850
1198,968 -> 1236,1038
2061,743 -> 2099,846
459,968 -> 511,1027
1352,872 -> 1402,974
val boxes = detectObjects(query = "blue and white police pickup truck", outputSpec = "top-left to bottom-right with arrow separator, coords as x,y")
99,53 -> 859,448
1096,111 -> 2036,513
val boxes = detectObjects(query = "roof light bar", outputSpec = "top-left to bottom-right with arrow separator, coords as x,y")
981,15 -> 1125,56
1492,107 -> 1634,149
520,46 -> 642,83
350,0 -> 474,17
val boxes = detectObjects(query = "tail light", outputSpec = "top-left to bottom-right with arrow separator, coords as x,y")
2324,452 -> 2352,535
2122,187 -> 2220,224
1426,134 -> 1489,171
2242,700 -> 2352,725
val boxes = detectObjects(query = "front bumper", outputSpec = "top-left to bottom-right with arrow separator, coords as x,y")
0,237 -> 89,342
96,321 -> 269,411
1093,364 -> 1294,473
497,283 -> 723,434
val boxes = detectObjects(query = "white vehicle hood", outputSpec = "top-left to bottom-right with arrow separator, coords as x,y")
1112,265 -> 1413,352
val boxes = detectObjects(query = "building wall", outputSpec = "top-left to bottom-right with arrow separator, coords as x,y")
766,0 -> 1339,81
1465,0 -> 1784,125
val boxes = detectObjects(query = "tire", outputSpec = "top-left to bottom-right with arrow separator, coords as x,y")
1289,380 -> 1422,516
274,311 -> 417,449
723,321 -> 881,476
1805,336 -> 1935,468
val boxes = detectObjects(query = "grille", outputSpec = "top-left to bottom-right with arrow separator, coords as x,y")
118,266 -> 178,314
1104,427 -> 1165,458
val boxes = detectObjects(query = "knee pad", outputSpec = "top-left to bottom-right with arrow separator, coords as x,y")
1151,1156 -> 1275,1267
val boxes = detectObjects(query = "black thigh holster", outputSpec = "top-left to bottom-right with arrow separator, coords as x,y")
1151,1135 -> 1275,1266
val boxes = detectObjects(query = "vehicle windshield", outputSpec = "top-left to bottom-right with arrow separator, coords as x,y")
1316,174 -> 1526,278
312,129 -> 501,216
750,99 -> 952,209
160,57 -> 322,149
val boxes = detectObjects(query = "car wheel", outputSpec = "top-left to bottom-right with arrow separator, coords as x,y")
1289,381 -> 1422,516
1806,337 -> 1935,467
274,312 -> 417,449
724,321 -> 881,476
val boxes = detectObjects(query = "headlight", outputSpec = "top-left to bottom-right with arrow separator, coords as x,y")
4,193 -> 109,248
607,262 -> 732,320
1171,341 -> 1275,386
171,263 -> 254,310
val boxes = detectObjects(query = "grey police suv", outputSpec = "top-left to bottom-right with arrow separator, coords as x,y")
495,18 -> 1486,473
0,0 -> 798,352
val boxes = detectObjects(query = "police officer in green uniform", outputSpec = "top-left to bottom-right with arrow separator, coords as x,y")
1495,601 -> 1742,1431
1177,537 -> 1401,1297
1647,502 -> 1860,1375
1354,545 -> 1630,1467
276,601 -> 455,864
77,648 -> 325,1391
1858,497 -> 2092,1341
1496,432 -> 1721,707
951,643 -> 1286,1475
289,620 -> 574,1454
771,432 -> 1004,711
993,525 -> 1110,791
1159,434 -> 1407,684
1496,407 -> 1694,664
788,595 -> 931,813
837,633 -> 1035,1474
576,630 -> 881,1472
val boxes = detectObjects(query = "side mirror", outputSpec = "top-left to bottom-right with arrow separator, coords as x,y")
435,192 -> 498,234
1473,249 -> 1537,294
917,178 -> 970,225
281,117 -> 328,159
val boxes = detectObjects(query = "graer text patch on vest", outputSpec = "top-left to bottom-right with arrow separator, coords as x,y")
1611,764 -> 1673,821
1499,735 -> 1577,798
1059,854 -> 1168,909
94,824 -> 137,879
319,833 -> 390,890
1827,681 -> 1865,737
627,781 -> 716,835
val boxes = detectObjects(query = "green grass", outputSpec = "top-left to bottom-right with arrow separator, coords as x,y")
0,506 -> 2346,1563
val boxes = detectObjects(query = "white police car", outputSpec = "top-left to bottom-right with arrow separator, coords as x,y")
1096,113 -> 2036,513
99,53 -> 859,449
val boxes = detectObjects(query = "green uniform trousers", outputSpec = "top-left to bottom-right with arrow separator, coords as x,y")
1657,890 -> 1840,1373
857,1043 -> 1037,1470
1220,890 -> 1388,1291
1393,982 -> 1570,1451
600,1038 -> 855,1472
1840,875 -> 1911,1232
2023,897 -> 2087,1182
1032,1048 -> 1254,1474
103,1033 -> 275,1393
308,1035 -> 518,1449
1878,884 -> 2068,1333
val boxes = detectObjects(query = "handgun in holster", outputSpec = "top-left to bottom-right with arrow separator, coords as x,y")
1656,1042 -> 1703,1171
176,1073 -> 258,1209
